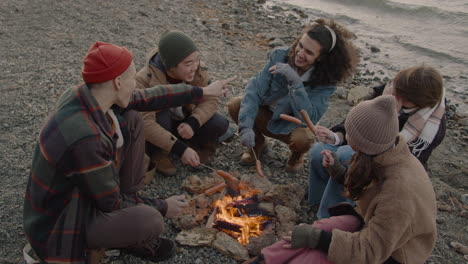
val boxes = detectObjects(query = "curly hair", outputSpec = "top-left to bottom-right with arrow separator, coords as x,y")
343,151 -> 385,201
288,18 -> 360,86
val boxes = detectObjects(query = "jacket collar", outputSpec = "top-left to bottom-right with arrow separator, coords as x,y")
77,84 -> 114,138
373,135 -> 410,167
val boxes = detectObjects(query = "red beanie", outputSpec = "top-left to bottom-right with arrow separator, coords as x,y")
82,41 -> 133,83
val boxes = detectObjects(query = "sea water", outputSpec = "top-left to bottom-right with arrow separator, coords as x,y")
274,0 -> 468,114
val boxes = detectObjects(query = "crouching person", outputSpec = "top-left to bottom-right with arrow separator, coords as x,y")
23,41 -> 231,263
244,96 -> 437,264
136,30 -> 232,177
228,18 -> 359,172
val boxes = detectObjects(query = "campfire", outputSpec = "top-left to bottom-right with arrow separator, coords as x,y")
175,171 -> 305,261
211,182 -> 273,245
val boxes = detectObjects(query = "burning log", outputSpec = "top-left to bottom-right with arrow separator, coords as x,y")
213,220 -> 243,233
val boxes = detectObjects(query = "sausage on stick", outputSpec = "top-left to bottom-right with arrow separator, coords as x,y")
280,114 -> 303,125
190,182 -> 227,201
300,110 -> 316,134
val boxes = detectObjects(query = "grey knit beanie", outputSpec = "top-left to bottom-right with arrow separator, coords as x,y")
344,95 -> 399,155
158,30 -> 199,69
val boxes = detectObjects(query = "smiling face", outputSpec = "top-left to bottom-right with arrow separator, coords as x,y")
167,51 -> 201,83
294,33 -> 323,72
115,62 -> 136,108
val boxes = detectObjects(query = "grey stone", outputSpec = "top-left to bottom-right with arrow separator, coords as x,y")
461,194 -> 468,205
347,85 -> 371,105
275,205 -> 297,237
212,231 -> 250,261
175,227 -> 219,247
263,183 -> 304,208
269,38 -> 285,48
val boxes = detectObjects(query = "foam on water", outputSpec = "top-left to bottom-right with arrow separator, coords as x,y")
273,0 -> 468,114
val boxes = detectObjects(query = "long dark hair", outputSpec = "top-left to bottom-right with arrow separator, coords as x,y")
288,18 -> 360,86
343,151 -> 385,200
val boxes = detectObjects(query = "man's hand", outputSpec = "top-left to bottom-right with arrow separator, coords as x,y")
202,76 -> 236,97
165,195 -> 189,218
269,63 -> 302,86
240,128 -> 255,148
181,147 -> 200,167
178,123 -> 194,139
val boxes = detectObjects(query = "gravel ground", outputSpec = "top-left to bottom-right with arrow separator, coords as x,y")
0,0 -> 467,263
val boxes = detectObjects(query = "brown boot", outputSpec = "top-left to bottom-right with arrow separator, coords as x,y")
143,154 -> 156,185
153,151 -> 177,176
285,151 -> 305,172
196,143 -> 217,164
86,248 -> 106,264
240,142 -> 267,166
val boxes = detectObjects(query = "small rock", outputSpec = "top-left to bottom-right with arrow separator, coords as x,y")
269,38 -> 285,48
221,23 -> 230,30
257,0 -> 266,4
460,210 -> 468,219
370,45 -> 380,53
335,86 -> 348,99
437,203 -> 453,212
435,215 -> 445,224
450,241 -> 468,255
3,123 -> 9,128
460,194 -> 468,205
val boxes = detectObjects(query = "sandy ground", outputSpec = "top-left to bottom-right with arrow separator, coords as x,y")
0,0 -> 466,263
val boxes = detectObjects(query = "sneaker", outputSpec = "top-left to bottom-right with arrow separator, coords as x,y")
285,152 -> 305,172
121,238 -> 176,262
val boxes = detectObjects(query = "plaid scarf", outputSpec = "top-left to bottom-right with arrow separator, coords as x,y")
384,84 -> 445,157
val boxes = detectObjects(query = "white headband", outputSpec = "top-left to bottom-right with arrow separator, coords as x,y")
323,25 -> 337,52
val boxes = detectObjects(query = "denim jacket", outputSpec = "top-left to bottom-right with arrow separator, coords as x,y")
238,47 -> 336,135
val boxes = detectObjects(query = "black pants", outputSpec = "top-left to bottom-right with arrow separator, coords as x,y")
147,109 -> 229,153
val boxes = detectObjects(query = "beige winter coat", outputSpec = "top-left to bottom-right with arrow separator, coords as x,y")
329,136 -> 437,264
135,49 -> 218,152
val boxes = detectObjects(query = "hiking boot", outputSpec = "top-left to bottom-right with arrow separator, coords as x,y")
86,248 -> 105,264
153,152 -> 177,176
143,154 -> 155,185
285,152 -> 305,172
240,143 -> 267,166
196,143 -> 217,164
121,238 -> 176,262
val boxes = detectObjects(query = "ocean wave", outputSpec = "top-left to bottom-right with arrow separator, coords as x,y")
330,0 -> 468,26
394,37 -> 468,65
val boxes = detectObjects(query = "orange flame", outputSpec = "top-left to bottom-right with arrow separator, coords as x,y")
213,186 -> 272,245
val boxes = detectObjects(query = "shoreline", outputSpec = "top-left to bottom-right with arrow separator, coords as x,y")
0,0 -> 466,263
272,0 -> 468,116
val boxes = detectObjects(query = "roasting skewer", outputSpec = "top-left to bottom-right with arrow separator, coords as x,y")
251,147 -> 265,178
190,182 -> 227,201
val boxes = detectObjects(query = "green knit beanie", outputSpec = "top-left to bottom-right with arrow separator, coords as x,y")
158,30 -> 199,69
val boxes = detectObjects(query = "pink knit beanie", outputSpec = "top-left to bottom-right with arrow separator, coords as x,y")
344,95 -> 399,155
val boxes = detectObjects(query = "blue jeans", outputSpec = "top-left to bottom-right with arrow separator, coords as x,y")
308,143 -> 355,219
